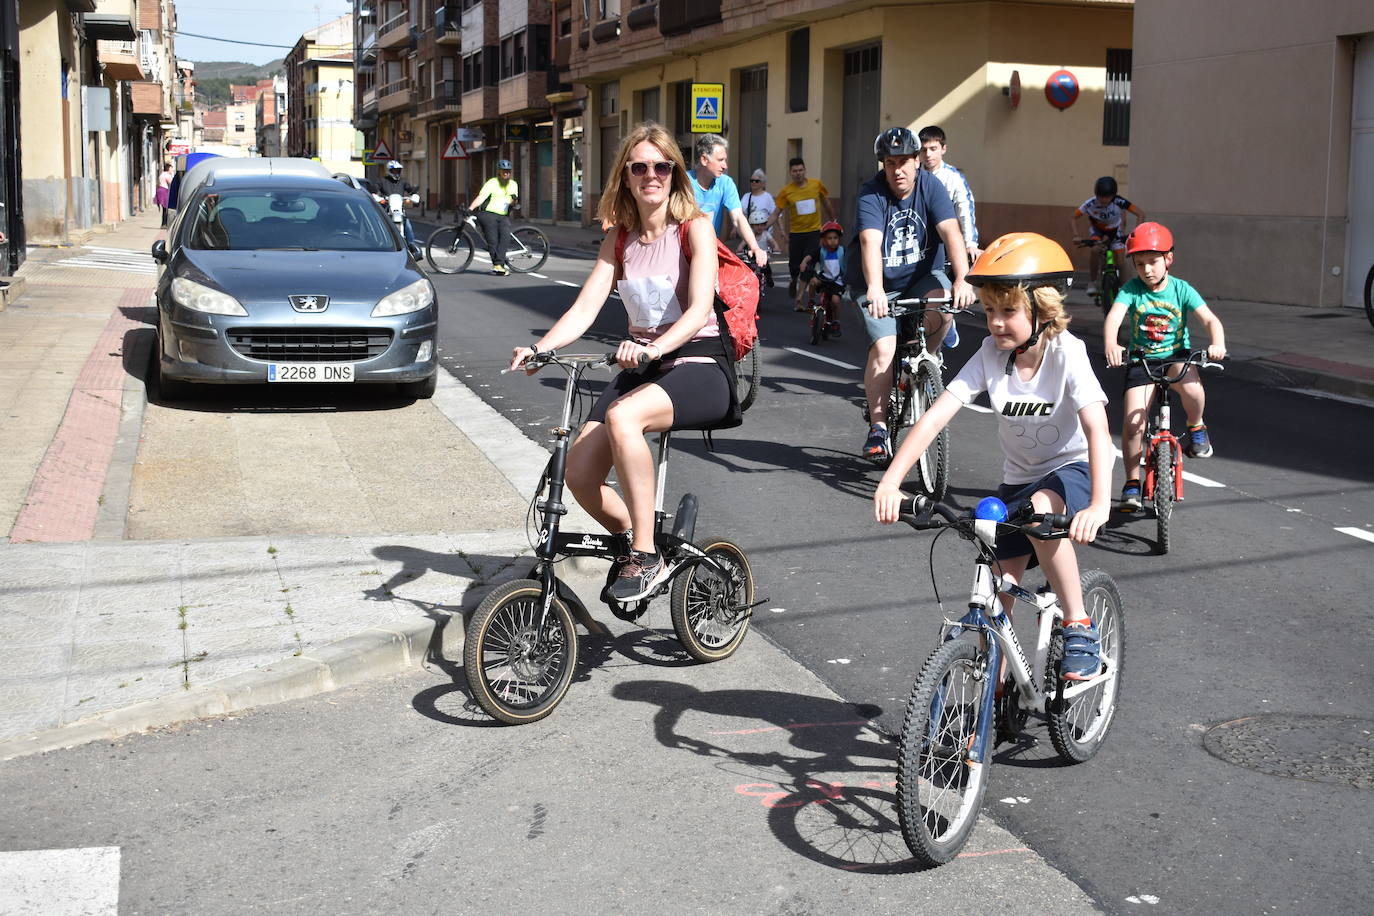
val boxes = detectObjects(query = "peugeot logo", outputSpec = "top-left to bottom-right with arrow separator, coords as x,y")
289,294 -> 329,312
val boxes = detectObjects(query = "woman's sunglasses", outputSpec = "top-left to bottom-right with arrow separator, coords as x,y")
627,160 -> 674,178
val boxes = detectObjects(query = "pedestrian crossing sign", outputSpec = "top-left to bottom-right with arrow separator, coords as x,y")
441,132 -> 468,160
690,83 -> 724,133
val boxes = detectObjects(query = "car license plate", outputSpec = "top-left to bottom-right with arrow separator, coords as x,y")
268,363 -> 355,383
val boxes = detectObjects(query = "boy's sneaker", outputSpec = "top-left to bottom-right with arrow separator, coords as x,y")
608,550 -> 669,602
828,320 -> 842,338
1085,283 -> 1098,297
1185,424 -> 1213,458
1119,481 -> 1142,512
943,320 -> 960,349
862,424 -> 890,462
1058,620 -> 1103,681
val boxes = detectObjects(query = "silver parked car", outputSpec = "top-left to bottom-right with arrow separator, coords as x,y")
151,163 -> 438,400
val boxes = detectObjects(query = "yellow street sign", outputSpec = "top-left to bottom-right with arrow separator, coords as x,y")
690,83 -> 724,134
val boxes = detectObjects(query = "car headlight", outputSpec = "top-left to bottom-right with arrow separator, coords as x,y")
372,278 -> 434,316
171,277 -> 248,316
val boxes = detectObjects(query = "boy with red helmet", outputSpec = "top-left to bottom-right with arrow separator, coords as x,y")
1103,222 -> 1227,511
793,220 -> 846,335
875,232 -> 1113,680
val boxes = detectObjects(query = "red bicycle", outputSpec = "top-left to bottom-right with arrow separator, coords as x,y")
1130,349 -> 1224,554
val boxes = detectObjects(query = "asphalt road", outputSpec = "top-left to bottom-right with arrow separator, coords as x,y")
427,249 -> 1374,913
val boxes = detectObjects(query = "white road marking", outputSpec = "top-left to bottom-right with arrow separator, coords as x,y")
1336,527 -> 1374,544
554,279 -> 579,288
0,846 -> 121,915
529,272 -> 549,279
1180,470 -> 1225,488
781,346 -> 862,371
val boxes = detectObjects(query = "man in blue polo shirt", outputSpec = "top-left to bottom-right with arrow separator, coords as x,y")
689,134 -> 769,268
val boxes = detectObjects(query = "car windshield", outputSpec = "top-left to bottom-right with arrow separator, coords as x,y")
186,188 -> 398,252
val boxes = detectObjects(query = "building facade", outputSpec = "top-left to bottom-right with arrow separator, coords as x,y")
1132,1 -> 1374,308
285,11 -> 356,170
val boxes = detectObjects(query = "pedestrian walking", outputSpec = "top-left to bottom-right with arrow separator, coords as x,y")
156,162 -> 174,227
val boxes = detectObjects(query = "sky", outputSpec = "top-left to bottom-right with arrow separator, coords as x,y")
172,0 -> 354,65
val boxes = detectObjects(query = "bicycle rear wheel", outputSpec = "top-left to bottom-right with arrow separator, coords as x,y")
912,363 -> 949,500
464,579 -> 578,724
735,347 -> 760,412
506,226 -> 549,272
1047,569 -> 1126,763
1363,262 -> 1374,330
897,638 -> 992,867
425,225 -> 474,274
669,537 -> 754,662
1153,444 -> 1175,555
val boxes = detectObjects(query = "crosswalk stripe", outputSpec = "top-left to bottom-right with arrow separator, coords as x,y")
1335,527 -> 1374,544
0,846 -> 120,915
781,346 -> 862,371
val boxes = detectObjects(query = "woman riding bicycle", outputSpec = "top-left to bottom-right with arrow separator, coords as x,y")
509,122 -> 729,603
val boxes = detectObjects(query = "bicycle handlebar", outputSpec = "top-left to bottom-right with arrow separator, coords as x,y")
503,348 -> 648,374
1127,348 -> 1226,380
854,293 -> 963,317
899,495 -> 1070,541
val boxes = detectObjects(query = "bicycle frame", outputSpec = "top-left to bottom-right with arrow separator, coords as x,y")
1142,388 -> 1185,503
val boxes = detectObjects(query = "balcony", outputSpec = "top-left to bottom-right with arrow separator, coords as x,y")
96,39 -> 146,81
435,6 -> 460,45
131,81 -> 166,118
360,29 -> 378,62
461,86 -> 497,123
415,80 -> 461,119
499,72 -> 547,116
361,86 -> 379,113
626,2 -> 657,30
377,77 -> 412,113
658,0 -> 720,36
377,10 -> 410,48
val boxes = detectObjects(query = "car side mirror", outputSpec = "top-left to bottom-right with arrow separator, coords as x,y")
151,240 -> 168,264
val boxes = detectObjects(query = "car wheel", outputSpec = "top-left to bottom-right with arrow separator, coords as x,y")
398,374 -> 437,400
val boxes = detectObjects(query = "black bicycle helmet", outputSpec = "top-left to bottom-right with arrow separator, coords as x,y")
1094,175 -> 1118,197
874,127 -> 919,158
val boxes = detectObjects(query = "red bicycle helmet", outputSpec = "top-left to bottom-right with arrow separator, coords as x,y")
820,220 -> 842,235
1126,222 -> 1174,255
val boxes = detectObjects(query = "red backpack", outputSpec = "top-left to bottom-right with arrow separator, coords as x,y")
614,221 -> 760,361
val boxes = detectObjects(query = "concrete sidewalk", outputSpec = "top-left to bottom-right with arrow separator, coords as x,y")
1,209 -> 1372,764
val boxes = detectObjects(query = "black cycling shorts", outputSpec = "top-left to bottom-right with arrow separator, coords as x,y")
587,360 -> 731,430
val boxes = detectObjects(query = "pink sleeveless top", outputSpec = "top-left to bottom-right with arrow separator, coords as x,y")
617,222 -> 720,366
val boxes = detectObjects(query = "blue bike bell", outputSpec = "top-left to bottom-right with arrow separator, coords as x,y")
975,496 -> 1009,522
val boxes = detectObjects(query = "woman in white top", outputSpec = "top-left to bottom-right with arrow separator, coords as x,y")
509,122 -> 727,602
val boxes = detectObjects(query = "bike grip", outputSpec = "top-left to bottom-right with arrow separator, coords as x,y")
1042,512 -> 1072,529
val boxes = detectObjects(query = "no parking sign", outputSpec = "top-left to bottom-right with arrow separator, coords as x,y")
1045,69 -> 1079,110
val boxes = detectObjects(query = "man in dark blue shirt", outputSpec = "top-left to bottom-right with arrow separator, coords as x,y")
850,126 -> 974,461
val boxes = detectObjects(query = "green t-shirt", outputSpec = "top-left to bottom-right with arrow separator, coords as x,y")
1113,276 -> 1206,358
477,177 -> 519,215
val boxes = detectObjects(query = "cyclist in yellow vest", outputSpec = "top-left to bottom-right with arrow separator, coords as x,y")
472,159 -> 520,275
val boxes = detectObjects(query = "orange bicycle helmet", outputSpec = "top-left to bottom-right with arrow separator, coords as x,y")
1126,222 -> 1174,255
966,232 -> 1075,289
820,220 -> 842,235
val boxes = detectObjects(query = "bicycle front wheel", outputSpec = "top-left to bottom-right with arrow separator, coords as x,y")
897,638 -> 992,867
669,537 -> 754,662
425,225 -> 474,274
1363,262 -> 1374,330
464,579 -> 578,724
1100,265 -> 1120,314
1047,569 -> 1126,763
912,363 -> 950,500
506,226 -> 549,272
885,363 -> 914,461
735,347 -> 760,412
1153,444 -> 1175,555
809,306 -> 824,346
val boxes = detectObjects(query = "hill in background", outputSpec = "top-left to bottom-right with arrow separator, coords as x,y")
191,59 -> 284,108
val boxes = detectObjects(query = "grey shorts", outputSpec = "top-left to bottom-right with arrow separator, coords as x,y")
858,270 -> 951,346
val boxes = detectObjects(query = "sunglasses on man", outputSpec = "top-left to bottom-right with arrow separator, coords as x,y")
627,160 -> 674,178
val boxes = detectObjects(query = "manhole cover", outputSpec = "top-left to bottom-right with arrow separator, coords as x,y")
1203,714 -> 1374,789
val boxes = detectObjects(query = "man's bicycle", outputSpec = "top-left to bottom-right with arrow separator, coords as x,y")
1075,237 -> 1121,314
1127,348 -> 1224,554
464,351 -> 757,724
893,495 -> 1125,866
858,294 -> 960,501
425,205 -> 550,274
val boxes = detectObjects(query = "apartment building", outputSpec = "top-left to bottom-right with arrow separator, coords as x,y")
13,0 -> 180,254
1132,1 -> 1374,308
225,83 -> 260,152
285,12 -> 359,174
256,75 -> 287,158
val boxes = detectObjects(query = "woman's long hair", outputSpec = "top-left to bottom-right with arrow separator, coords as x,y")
596,121 -> 703,233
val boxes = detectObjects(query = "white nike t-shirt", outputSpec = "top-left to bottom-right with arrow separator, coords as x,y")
945,331 -> 1109,485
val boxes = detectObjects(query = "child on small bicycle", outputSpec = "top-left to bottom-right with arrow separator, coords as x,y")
875,233 -> 1113,680
1071,176 -> 1145,293
1103,221 -> 1227,510
793,220 -> 846,336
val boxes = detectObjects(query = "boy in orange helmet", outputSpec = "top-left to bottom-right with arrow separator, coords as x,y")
875,232 -> 1113,680
1102,222 -> 1227,511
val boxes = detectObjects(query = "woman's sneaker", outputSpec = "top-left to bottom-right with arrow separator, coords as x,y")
1119,481 -> 1142,512
1058,620 -> 1103,681
608,550 -> 669,602
1184,424 -> 1213,458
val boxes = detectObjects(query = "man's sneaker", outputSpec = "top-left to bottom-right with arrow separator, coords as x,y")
862,424 -> 890,462
492,264 -> 509,276
828,320 -> 842,338
608,550 -> 669,602
1119,481 -> 1142,512
1185,424 -> 1213,458
943,320 -> 960,349
1058,620 -> 1103,681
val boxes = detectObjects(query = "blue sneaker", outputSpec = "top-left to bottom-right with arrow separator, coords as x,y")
862,424 -> 890,462
1059,621 -> 1103,681
1185,424 -> 1213,458
943,320 -> 960,349
1119,482 -> 1141,512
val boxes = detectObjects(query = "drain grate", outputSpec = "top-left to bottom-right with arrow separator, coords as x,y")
1203,714 -> 1374,789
